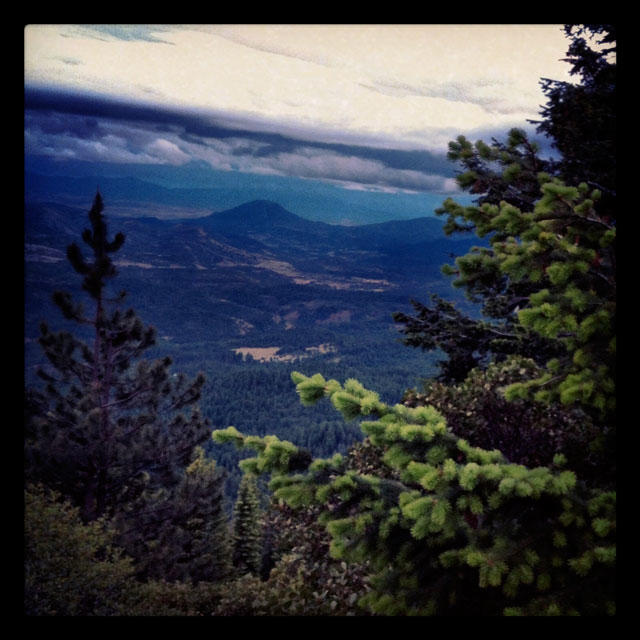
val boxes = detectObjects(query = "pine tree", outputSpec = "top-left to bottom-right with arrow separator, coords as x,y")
117,447 -> 232,584
25,192 -> 229,581
211,23 -> 615,617
211,498 -> 371,615
393,129 -> 568,384
436,178 -> 616,423
402,356 -> 604,479
231,472 -> 263,576
393,293 -> 564,384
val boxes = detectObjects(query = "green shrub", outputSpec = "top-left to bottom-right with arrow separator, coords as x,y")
24,484 -> 138,616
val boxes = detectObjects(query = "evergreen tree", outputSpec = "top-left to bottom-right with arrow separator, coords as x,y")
402,356 -> 604,479
436,177 -> 616,422
25,192 -> 229,581
533,25 -> 616,210
393,129 -> 568,384
393,25 -> 615,386
393,293 -> 564,384
213,372 -> 615,616
211,498 -> 371,615
211,26 -> 616,611
231,472 -> 263,576
117,447 -> 232,584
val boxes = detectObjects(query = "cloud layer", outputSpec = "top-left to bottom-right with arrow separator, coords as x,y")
25,88 -> 469,194
24,25 -> 572,195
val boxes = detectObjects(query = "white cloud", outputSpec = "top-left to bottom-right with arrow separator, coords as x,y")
27,110 -> 462,193
195,144 -> 460,193
144,138 -> 191,165
25,116 -> 176,165
24,24 -> 573,154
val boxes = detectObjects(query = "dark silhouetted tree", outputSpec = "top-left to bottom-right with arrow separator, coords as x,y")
25,192 -> 230,582
533,25 -> 616,212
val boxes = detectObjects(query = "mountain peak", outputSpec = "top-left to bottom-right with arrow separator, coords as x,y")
228,199 -> 293,216
197,199 -> 312,234
242,199 -> 284,208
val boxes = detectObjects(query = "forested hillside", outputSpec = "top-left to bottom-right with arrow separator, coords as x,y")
25,25 -> 615,616
25,195 -> 475,502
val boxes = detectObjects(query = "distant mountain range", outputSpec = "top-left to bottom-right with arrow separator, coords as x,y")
24,158 -> 470,224
25,197 -> 478,296
25,195 -> 487,493
24,197 -> 481,385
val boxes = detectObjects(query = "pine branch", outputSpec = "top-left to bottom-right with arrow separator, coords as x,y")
101,384 -> 160,410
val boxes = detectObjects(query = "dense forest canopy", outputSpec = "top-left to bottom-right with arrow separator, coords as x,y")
25,24 -> 615,616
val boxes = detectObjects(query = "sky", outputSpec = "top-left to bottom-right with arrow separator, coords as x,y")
24,24 -> 575,222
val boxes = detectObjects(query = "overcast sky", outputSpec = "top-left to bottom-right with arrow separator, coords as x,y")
24,24 -> 574,198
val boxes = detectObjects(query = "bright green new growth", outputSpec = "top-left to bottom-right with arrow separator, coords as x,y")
438,177 -> 615,416
211,372 -> 615,616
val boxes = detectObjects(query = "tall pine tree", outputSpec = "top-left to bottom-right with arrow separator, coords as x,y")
25,192 -> 230,581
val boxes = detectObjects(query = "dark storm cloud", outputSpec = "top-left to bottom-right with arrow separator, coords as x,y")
26,87 -> 324,153
26,87 -> 195,132
24,86 -> 464,191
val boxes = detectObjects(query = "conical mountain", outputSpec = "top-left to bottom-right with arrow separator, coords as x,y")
185,200 -> 324,235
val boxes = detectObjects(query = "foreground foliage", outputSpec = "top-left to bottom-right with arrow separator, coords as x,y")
436,176 -> 615,419
394,26 -> 616,416
402,356 -> 607,481
24,485 -> 138,616
213,372 -> 615,616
